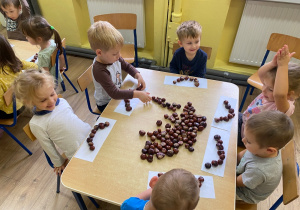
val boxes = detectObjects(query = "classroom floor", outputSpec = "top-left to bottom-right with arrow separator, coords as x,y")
0,54 -> 299,209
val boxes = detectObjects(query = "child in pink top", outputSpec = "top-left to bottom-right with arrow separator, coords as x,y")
238,45 -> 300,146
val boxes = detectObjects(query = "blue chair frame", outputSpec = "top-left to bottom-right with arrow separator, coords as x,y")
54,46 -> 79,93
0,95 -> 32,155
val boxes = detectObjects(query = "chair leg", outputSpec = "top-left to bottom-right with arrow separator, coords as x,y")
250,86 -> 255,95
88,196 -> 100,208
72,191 -> 87,210
60,81 -> 66,92
2,127 -> 32,155
63,72 -> 79,93
269,195 -> 283,210
56,174 -> 60,193
239,84 -> 251,112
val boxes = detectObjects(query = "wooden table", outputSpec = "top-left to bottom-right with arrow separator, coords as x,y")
9,39 -> 38,60
61,68 -> 239,210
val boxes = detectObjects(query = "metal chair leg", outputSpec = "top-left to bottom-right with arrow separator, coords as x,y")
239,84 -> 251,112
56,174 -> 60,193
63,72 -> 78,93
249,86 -> 255,95
88,196 -> 99,208
72,191 -> 87,210
1,127 -> 32,155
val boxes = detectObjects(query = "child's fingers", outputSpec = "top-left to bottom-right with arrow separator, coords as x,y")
290,52 -> 296,58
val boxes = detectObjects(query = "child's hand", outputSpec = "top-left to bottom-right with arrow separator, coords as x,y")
277,45 -> 296,67
135,73 -> 146,90
54,159 -> 69,176
149,176 -> 159,188
134,91 -> 152,103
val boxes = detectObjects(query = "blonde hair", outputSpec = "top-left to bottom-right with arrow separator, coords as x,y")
13,69 -> 55,108
177,21 -> 202,41
245,110 -> 294,149
266,63 -> 300,95
151,169 -> 200,210
87,21 -> 124,52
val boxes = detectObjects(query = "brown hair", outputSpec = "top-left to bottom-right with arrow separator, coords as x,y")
13,68 -> 55,108
20,16 -> 63,55
87,21 -> 124,52
151,169 -> 200,210
0,34 -> 23,74
245,110 -> 294,149
0,0 -> 20,8
177,20 -> 202,41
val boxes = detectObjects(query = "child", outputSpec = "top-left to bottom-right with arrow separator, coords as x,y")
0,34 -> 37,119
87,21 -> 151,112
238,45 -> 300,146
13,69 -> 91,175
20,15 -> 64,83
0,0 -> 30,40
121,168 -> 200,210
170,20 -> 207,77
236,110 -> 294,204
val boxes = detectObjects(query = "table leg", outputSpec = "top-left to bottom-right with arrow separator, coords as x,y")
72,191 -> 87,210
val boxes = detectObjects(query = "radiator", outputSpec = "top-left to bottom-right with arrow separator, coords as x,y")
86,0 -> 145,48
230,0 -> 300,67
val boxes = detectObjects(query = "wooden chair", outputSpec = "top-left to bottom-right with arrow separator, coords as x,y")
172,42 -> 212,59
239,33 -> 300,111
0,88 -> 32,155
51,38 -> 79,93
236,140 -> 299,210
94,13 -> 138,66
77,65 -> 101,116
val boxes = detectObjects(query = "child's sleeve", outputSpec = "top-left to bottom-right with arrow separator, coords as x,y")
21,60 -> 38,70
20,0 -> 31,19
121,197 -> 148,210
170,52 -> 180,74
119,57 -> 139,77
241,168 -> 265,189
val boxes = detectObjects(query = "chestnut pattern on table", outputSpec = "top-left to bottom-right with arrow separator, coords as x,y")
214,100 -> 235,123
86,121 -> 110,151
30,53 -> 38,63
139,98 -> 208,163
204,134 -> 226,169
173,75 -> 200,87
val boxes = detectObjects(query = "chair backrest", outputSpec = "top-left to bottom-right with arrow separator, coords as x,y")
172,43 -> 212,59
93,13 -> 137,30
281,140 -> 299,205
77,65 -> 93,92
3,87 -> 14,106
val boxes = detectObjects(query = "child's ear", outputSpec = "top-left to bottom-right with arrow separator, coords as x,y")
266,147 -> 278,154
96,49 -> 102,56
178,40 -> 183,47
36,37 -> 43,43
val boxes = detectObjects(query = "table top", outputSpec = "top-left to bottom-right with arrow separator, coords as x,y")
61,68 -> 239,209
9,39 -> 38,60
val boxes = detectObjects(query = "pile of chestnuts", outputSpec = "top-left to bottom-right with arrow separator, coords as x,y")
139,99 -> 208,163
86,121 -> 110,151
204,134 -> 226,169
173,76 -> 200,87
214,100 -> 235,123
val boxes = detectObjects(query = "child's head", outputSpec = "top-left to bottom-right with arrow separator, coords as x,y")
0,34 -> 22,73
150,168 -> 200,210
20,16 -> 62,54
87,21 -> 124,64
263,63 -> 300,101
176,21 -> 202,56
0,0 -> 22,20
13,69 -> 58,111
243,110 -> 294,156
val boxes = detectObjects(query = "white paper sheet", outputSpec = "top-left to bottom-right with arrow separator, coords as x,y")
211,96 -> 237,131
201,127 -> 230,177
74,117 -> 116,162
147,171 -> 215,199
164,76 -> 207,88
114,98 -> 140,116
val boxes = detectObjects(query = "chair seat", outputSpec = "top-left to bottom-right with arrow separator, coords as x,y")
0,118 -> 14,126
247,72 -> 263,90
121,44 -> 135,64
236,201 -> 257,210
93,106 -> 101,114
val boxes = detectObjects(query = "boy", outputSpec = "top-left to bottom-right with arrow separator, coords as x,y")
236,110 -> 294,204
121,168 -> 200,210
0,0 -> 30,40
87,21 -> 151,113
170,20 -> 207,77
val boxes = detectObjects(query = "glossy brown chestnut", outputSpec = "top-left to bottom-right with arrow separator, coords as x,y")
173,148 -> 179,154
150,136 -> 156,142
89,146 -> 95,151
219,154 -> 226,160
89,133 -> 95,138
140,154 -> 147,160
147,132 -> 153,137
198,176 -> 205,183
229,108 -> 234,114
156,152 -> 165,159
205,162 -> 211,169
214,134 -> 221,140
99,123 -> 105,129
88,142 -> 94,146
225,104 -> 231,109
194,82 -> 199,87
188,147 -> 194,152
139,130 -> 146,136
126,106 -> 132,111
218,159 -> 223,165
223,100 -> 229,105
142,149 -> 148,154
105,121 -> 110,127
211,160 -> 218,167
166,150 -> 174,157
86,138 -> 93,142
161,142 -> 167,148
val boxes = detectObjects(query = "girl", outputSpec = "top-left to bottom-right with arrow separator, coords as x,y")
238,45 -> 300,146
0,0 -> 31,40
13,69 -> 91,175
20,15 -> 64,83
0,34 -> 37,119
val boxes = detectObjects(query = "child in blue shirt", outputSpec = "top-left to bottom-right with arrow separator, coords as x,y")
170,20 -> 207,78
121,169 -> 200,210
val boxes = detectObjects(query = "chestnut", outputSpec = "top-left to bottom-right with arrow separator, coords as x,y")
194,82 -> 199,87
156,152 -> 165,159
162,98 -> 166,102
86,138 -> 93,143
229,108 -> 234,114
185,76 -> 189,80
187,102 -> 192,106
177,78 -> 180,82
124,99 -> 130,103
165,123 -> 171,128
225,104 -> 231,109
152,96 -> 156,100
205,162 -> 211,169
147,132 -> 153,137
158,172 -> 164,177
148,148 -> 154,155
198,126 -> 204,131
173,148 -> 179,154
211,160 -> 218,167
198,176 -> 204,183
153,130 -> 158,136
223,116 -> 229,122
223,100 -> 229,105
228,113 -> 233,119
126,106 -> 132,111
189,77 -> 194,81
217,145 -> 224,150
166,150 -> 174,157
89,133 -> 95,138
150,136 -> 156,142
144,145 -> 150,150
99,123 -> 105,129
166,145 -> 171,150
147,157 -> 153,163
214,118 -> 220,123
188,147 -> 194,152
218,159 -> 223,165
139,130 -> 146,136
104,121 -> 110,127
217,150 -> 225,156
145,141 -> 151,145
219,154 -> 226,160
214,135 -> 221,140
185,144 -> 190,149
140,154 -> 147,160
94,125 -> 99,130
89,146 -> 95,151
88,142 -> 94,146
217,140 -> 223,144
142,149 -> 148,154
161,148 -> 167,154
180,76 -> 184,81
